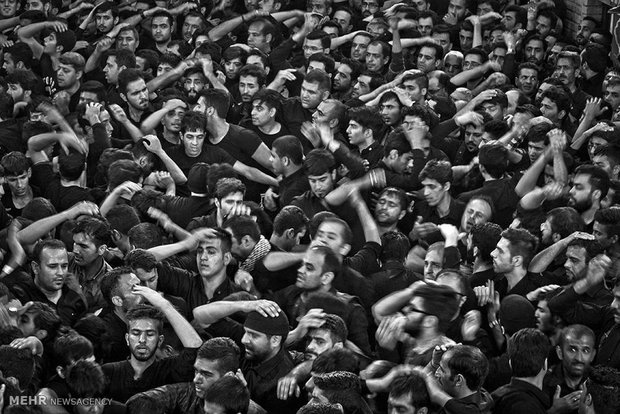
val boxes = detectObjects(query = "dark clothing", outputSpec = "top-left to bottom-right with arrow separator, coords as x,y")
31,162 -> 96,213
582,73 -> 605,99
252,243 -> 298,294
548,286 -> 620,369
278,168 -> 310,208
167,145 -> 236,175
355,141 -> 384,169
102,347 -> 198,402
414,197 -> 465,244
458,175 -> 521,229
272,285 -> 372,356
281,97 -> 314,153
3,271 -> 87,326
126,382 -> 266,414
370,260 -> 422,302
495,272 -> 543,300
160,195 -> 214,230
0,118 -> 26,154
248,124 -> 291,149
67,254 -> 113,313
1,184 -> 41,217
156,262 -> 242,310
543,363 -> 585,413
492,379 -> 551,414
440,390 -> 494,414
100,311 -> 130,363
241,347 -> 303,414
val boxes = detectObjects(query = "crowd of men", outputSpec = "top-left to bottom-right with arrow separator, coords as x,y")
1,0 -> 620,413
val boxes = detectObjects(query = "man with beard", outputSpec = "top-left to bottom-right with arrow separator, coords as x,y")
543,325 -> 596,411
554,51 -> 591,122
127,337 -> 265,414
332,58 -> 362,101
568,165 -> 609,231
4,239 -> 86,327
150,10 -> 174,55
102,49 -> 136,106
98,267 -> 145,363
516,62 -> 540,101
374,187 -> 408,236
101,290 -> 202,402
182,67 -> 207,106
575,17 -> 597,49
195,301 -> 303,412
271,245 -> 371,355
272,69 -> 332,153
229,65 -> 266,126
372,282 -> 459,365
592,207 -> 620,260
116,69 -> 152,144
486,228 -> 542,300
141,95 -> 187,150
181,11 -> 206,44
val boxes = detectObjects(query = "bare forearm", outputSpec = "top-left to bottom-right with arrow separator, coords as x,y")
160,301 -> 202,347
262,251 -> 304,271
529,237 -> 569,273
193,301 -> 246,327
140,109 -> 167,134
156,151 -> 187,184
372,287 -> 413,322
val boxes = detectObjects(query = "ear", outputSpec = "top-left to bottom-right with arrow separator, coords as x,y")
443,181 -> 451,192
558,109 -> 567,120
339,243 -> 351,257
329,117 -> 339,129
223,251 -> 232,266
241,235 -> 254,248
76,70 -> 83,81
125,333 -> 129,346
111,229 -> 122,243
16,61 -> 25,70
285,228 -> 296,239
551,233 -> 561,243
421,87 -> 428,96
321,90 -> 330,101
114,17 -> 119,26
388,149 -> 399,160
398,210 -> 406,221
592,189 -> 602,201
266,34 -> 273,44
555,345 -> 563,360
330,170 -> 337,181
97,244 -> 107,256
55,45 -> 64,54
418,409 -> 428,414
56,365 -> 66,379
158,334 -> 164,348
31,261 -> 40,276
120,92 -> 127,103
268,107 -> 276,118
112,295 -> 123,308
424,314 -> 438,329
35,329 -> 48,340
321,271 -> 335,286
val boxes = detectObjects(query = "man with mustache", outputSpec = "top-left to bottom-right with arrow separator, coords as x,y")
554,51 -> 591,122
542,325 -> 596,411
567,165 -> 609,231
229,65 -> 267,126
3,239 -> 87,327
101,288 -> 202,402
547,254 -> 620,370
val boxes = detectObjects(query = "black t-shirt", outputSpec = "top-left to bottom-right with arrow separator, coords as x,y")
247,123 -> 292,149
167,144 -> 236,175
31,163 -> 95,212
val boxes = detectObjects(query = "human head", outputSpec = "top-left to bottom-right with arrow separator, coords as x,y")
346,106 -> 383,147
491,228 -> 538,275
301,69 -> 331,110
31,239 -> 68,294
350,32 -> 372,61
417,41 -> 443,74
71,217 -> 112,267
593,207 -> 620,249
305,313 -> 347,360
564,238 -> 604,281
117,26 -> 139,52
195,227 -> 233,280
304,149 -> 337,200
94,1 -> 118,34
103,49 -> 136,86
56,52 -> 84,90
242,310 -> 289,361
554,51 -> 581,88
470,222 -> 502,263
535,9 -> 557,38
419,159 -> 452,207
435,345 -> 489,397
569,164 -> 610,213
194,337 -> 240,398
118,69 -> 149,111
272,206 -> 309,251
556,325 -> 596,380
271,135 -> 304,175
238,64 -> 265,103
3,42 -> 34,74
508,328 -> 551,378
539,85 -> 571,124
387,372 -> 431,414
151,10 -> 173,44
247,17 -> 276,52
540,207 -> 585,246
203,375 -> 250,414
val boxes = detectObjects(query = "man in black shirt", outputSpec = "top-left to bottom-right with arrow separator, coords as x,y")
492,328 -> 552,414
102,285 -> 202,402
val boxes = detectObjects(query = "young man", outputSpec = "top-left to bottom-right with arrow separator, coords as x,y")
492,329 -> 552,414
229,64 -> 266,125
374,187 -> 408,236
101,293 -> 202,402
267,135 -> 309,208
248,88 -> 289,148
0,151 -> 37,216
346,106 -> 385,169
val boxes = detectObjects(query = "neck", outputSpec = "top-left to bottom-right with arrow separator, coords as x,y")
562,366 -> 584,389
163,129 -> 180,144
505,267 -> 527,290
156,40 -> 170,53
60,177 -> 82,187
202,271 -> 227,299
128,105 -> 144,121
207,118 -> 229,139
514,373 -> 545,390
63,81 -> 80,96
113,307 -> 128,323
415,329 -> 440,348
435,194 -> 452,217
34,280 -> 62,303
130,355 -> 156,377
282,164 -> 302,178
269,235 -> 289,251
378,222 -> 398,236
473,258 -> 492,273
453,387 -> 476,400
301,285 -> 331,301
258,120 -> 280,134
357,138 -> 374,151
81,256 -> 104,278
582,203 -> 599,224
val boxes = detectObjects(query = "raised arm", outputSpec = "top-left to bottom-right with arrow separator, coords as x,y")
108,104 -> 144,142
232,161 -> 278,187
18,21 -> 67,59
142,135 -> 188,184
193,300 -> 281,328
134,286 -> 202,348
140,99 -> 187,134
208,10 -> 263,42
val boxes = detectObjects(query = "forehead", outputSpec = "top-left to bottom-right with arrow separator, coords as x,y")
467,199 -> 491,214
367,43 -> 383,52
303,250 -> 325,266
352,35 -> 371,44
73,232 -> 96,245
127,79 -> 146,91
194,357 -> 221,372
566,245 -> 586,258
40,247 -> 68,261
128,318 -> 159,330
334,10 -> 350,19
152,16 -> 170,25
239,74 -> 259,83
198,239 -> 223,250
526,39 -> 543,48
464,54 -> 482,63
318,221 -> 344,236
563,333 -> 595,347
573,174 -> 591,185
